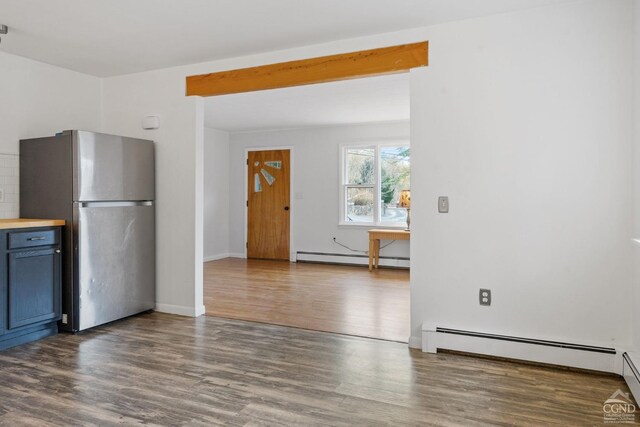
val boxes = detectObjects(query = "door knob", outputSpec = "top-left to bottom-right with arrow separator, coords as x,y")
284,206 -> 290,211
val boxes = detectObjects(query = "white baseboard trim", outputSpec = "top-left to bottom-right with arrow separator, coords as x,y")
203,253 -> 246,261
297,251 -> 409,268
204,253 -> 231,262
408,335 -> 422,349
422,323 -> 619,374
155,303 -> 204,317
195,305 -> 206,317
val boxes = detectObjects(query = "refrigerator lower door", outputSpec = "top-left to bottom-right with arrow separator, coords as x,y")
74,201 -> 155,331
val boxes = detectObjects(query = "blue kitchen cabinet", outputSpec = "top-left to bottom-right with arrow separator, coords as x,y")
0,226 -> 62,351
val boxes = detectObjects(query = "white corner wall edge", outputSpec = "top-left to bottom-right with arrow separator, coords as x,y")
422,323 -> 620,374
156,303 -> 206,317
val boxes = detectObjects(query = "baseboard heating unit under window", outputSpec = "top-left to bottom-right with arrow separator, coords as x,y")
296,251 -> 409,268
422,324 -> 619,374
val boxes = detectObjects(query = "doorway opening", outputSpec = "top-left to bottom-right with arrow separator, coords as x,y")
201,73 -> 410,342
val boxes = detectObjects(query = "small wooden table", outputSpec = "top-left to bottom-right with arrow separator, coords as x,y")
368,229 -> 410,271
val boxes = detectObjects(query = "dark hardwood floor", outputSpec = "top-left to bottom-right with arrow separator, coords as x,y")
0,312 -> 633,426
204,258 -> 410,342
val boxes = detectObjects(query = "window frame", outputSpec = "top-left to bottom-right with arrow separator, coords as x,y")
339,140 -> 410,228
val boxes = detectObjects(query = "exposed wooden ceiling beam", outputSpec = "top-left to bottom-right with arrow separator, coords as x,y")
186,41 -> 428,97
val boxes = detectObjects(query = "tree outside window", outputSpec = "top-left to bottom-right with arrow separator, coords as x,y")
342,143 -> 410,226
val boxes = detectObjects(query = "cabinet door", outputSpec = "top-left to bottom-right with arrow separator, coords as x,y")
0,272 -> 4,336
8,248 -> 61,330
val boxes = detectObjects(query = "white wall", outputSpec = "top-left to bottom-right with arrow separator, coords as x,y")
101,68 -> 204,317
99,0 -> 637,358
632,0 -> 640,356
411,0 -> 634,349
204,127 -> 230,260
0,51 -> 102,153
227,122 -> 410,259
0,51 -> 102,218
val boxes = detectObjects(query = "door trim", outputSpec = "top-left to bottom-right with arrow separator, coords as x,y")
244,146 -> 294,261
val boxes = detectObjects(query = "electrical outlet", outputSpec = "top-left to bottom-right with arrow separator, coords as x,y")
479,288 -> 491,306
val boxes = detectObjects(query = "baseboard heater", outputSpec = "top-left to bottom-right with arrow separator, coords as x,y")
423,325 -> 619,373
296,251 -> 409,268
623,353 -> 640,401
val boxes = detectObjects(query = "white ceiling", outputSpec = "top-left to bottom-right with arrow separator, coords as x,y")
0,0 -> 570,77
204,73 -> 409,132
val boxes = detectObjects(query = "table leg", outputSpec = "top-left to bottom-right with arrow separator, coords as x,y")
375,239 -> 380,269
368,238 -> 374,271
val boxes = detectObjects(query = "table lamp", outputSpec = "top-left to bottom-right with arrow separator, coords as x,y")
398,189 -> 411,231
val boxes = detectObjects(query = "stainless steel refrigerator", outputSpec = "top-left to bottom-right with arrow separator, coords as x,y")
20,130 -> 155,332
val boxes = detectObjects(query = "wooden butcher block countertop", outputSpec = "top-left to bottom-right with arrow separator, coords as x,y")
0,219 -> 65,229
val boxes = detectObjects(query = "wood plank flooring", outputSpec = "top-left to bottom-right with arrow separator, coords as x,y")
203,258 -> 409,342
0,312 -> 633,426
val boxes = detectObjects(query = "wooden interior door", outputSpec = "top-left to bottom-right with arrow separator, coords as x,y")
247,149 -> 290,260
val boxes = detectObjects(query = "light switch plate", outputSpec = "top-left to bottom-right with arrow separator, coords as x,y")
438,196 -> 449,213
0,188 -> 5,203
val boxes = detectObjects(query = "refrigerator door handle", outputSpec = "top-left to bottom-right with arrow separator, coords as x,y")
77,201 -> 153,208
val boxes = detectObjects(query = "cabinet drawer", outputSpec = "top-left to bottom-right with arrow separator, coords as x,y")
8,229 -> 58,249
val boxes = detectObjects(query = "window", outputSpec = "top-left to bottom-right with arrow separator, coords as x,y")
340,142 -> 410,226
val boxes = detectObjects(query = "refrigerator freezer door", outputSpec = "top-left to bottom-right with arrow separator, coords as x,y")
75,202 -> 155,331
73,131 -> 155,202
